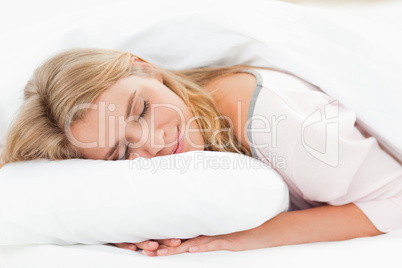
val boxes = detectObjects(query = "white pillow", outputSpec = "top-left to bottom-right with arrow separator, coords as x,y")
0,151 -> 289,245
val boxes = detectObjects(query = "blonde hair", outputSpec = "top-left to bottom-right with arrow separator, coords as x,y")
1,48 -> 264,164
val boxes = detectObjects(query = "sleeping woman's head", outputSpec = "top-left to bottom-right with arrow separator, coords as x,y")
0,48 -> 250,164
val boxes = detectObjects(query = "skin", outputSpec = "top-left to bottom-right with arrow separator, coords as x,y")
136,69 -> 383,257
69,58 -> 205,252
99,65 -> 382,256
140,203 -> 382,256
70,58 -> 204,161
0,60 -> 383,255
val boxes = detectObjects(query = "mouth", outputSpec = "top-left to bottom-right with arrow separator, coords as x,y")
172,126 -> 184,154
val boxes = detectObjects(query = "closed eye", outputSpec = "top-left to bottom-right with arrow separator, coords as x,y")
120,100 -> 149,160
139,100 -> 149,119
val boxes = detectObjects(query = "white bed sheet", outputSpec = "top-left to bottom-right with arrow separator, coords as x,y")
1,229 -> 402,268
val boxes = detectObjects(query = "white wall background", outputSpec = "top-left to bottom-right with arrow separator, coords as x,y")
1,0 -> 402,34
282,0 -> 402,31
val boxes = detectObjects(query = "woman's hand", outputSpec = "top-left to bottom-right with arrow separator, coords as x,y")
141,222 -> 271,257
139,204 -> 383,257
111,239 -> 182,254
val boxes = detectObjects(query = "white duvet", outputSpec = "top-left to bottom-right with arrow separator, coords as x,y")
1,0 -> 402,267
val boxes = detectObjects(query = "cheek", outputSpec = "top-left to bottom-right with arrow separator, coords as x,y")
69,123 -> 100,158
70,122 -> 94,144
155,100 -> 188,123
185,116 -> 205,150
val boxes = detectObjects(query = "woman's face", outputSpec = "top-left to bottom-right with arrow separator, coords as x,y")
70,73 -> 205,160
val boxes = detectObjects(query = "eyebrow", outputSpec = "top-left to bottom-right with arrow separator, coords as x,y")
104,90 -> 137,160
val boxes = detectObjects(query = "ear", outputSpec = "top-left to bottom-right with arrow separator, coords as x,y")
131,56 -> 163,83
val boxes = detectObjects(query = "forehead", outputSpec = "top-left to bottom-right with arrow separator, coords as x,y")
69,75 -> 171,159
69,77 -> 136,159
83,77 -> 135,122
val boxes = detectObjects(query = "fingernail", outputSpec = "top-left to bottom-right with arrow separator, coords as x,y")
129,245 -> 136,250
189,246 -> 199,252
158,249 -> 168,255
149,241 -> 158,247
171,239 -> 180,244
142,250 -> 148,256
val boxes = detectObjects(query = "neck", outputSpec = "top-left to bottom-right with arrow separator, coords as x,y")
203,72 -> 258,153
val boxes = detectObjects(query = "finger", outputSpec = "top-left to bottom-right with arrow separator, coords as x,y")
156,242 -> 194,256
142,248 -> 159,257
187,239 -> 230,253
112,243 -> 137,251
155,239 -> 182,247
156,236 -> 212,256
141,245 -> 169,257
134,240 -> 159,251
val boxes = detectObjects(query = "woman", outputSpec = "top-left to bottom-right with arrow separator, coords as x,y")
1,48 -> 401,257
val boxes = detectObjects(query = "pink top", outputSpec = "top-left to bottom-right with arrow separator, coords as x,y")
244,68 -> 402,233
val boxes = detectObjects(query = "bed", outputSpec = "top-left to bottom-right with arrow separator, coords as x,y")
1,230 -> 402,268
1,0 -> 401,267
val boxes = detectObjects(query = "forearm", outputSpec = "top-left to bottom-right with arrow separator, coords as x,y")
252,203 -> 383,248
130,203 -> 385,256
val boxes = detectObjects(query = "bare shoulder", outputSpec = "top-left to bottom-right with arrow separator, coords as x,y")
204,71 -> 257,105
203,70 -> 258,150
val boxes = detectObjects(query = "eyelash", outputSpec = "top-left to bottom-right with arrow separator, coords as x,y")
139,100 -> 149,119
120,100 -> 149,160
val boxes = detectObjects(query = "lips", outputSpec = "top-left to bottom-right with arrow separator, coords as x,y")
172,126 -> 183,154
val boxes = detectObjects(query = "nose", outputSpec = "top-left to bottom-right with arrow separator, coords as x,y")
126,124 -> 165,159
148,128 -> 165,155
